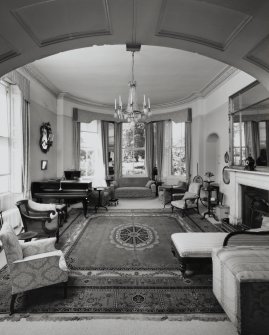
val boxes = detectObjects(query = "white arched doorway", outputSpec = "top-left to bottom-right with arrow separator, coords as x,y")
205,133 -> 220,182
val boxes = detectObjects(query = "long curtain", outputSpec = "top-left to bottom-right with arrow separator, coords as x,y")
156,121 -> 164,179
185,122 -> 192,183
266,121 -> 269,166
101,121 -> 109,177
114,122 -> 122,181
22,99 -> 31,198
244,121 -> 260,160
73,122 -> 81,170
145,122 -> 154,178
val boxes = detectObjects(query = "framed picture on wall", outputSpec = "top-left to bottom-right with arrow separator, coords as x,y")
41,160 -> 48,170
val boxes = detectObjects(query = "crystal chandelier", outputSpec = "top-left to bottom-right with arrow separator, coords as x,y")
114,50 -> 151,123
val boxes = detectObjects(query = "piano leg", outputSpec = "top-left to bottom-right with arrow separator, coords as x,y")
82,198 -> 88,218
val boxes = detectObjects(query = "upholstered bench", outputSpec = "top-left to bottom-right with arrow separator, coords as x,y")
171,232 -> 228,275
213,246 -> 269,335
171,230 -> 269,276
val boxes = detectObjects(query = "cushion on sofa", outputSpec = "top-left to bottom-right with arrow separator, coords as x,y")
145,180 -> 155,188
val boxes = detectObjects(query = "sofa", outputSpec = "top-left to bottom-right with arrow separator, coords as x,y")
113,177 -> 156,198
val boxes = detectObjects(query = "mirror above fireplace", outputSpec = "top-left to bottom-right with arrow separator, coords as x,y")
229,81 -> 269,168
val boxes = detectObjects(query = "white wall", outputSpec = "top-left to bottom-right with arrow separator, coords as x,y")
19,69 -> 58,181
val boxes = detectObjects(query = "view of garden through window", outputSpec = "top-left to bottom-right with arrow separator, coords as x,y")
122,122 -> 146,176
80,121 -> 98,177
233,122 -> 246,165
171,122 -> 186,176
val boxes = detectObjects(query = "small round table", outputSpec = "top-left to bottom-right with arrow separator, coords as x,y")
17,231 -> 38,242
94,188 -> 108,212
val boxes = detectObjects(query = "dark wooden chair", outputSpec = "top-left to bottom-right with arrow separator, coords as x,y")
16,199 -> 60,242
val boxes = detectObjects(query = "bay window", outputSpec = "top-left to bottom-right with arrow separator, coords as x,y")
122,122 -> 146,176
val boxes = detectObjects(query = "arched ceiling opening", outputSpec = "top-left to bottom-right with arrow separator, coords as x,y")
0,0 -> 269,90
27,45 -> 231,107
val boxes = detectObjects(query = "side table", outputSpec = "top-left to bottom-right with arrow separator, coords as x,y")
94,188 -> 108,212
155,181 -> 163,197
201,181 -> 219,218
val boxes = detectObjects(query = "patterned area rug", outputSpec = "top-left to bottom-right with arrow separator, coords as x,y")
65,212 -> 186,271
0,209 -> 224,315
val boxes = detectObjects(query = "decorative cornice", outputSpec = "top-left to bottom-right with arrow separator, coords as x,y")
23,63 -> 238,111
22,64 -> 60,97
153,66 -> 239,109
200,65 -> 239,96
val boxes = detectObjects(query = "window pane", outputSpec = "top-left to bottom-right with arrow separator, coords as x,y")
122,122 -> 146,176
80,132 -> 97,148
259,121 -> 266,148
172,122 -> 185,146
134,123 -> 145,148
0,175 -> 9,193
0,137 -> 9,174
81,121 -> 97,132
171,122 -> 186,176
80,149 -> 95,176
172,147 -> 186,176
0,84 -> 9,137
122,149 -> 145,176
122,125 -> 134,148
108,122 -> 114,146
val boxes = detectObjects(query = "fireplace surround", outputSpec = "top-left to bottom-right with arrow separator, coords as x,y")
227,169 -> 269,225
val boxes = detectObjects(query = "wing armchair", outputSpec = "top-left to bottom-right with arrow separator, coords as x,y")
0,222 -> 69,315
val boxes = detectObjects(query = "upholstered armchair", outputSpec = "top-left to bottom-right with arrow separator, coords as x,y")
0,222 -> 68,315
170,182 -> 201,216
16,200 -> 60,242
158,181 -> 188,208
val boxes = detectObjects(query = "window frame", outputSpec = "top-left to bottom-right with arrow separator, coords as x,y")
80,121 -> 99,178
0,82 -> 11,194
121,122 -> 146,177
171,121 -> 186,177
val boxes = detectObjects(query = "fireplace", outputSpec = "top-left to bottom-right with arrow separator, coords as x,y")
226,169 -> 269,225
241,185 -> 269,228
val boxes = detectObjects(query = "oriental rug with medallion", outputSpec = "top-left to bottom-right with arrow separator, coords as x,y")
0,209 -> 224,316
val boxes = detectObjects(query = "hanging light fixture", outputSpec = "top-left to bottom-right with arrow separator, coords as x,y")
114,47 -> 151,123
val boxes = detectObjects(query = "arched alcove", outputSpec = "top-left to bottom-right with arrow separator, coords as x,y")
205,133 -> 220,181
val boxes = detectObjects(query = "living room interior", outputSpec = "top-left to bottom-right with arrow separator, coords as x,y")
1,1 -> 269,334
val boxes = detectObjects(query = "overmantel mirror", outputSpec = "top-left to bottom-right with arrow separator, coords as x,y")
229,81 -> 269,169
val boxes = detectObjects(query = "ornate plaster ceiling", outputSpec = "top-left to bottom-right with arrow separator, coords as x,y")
27,45 -> 230,107
0,0 -> 269,90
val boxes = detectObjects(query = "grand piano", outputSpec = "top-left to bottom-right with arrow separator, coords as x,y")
31,180 -> 92,217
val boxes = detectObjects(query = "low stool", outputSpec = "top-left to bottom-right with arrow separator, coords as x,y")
109,199 -> 119,206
